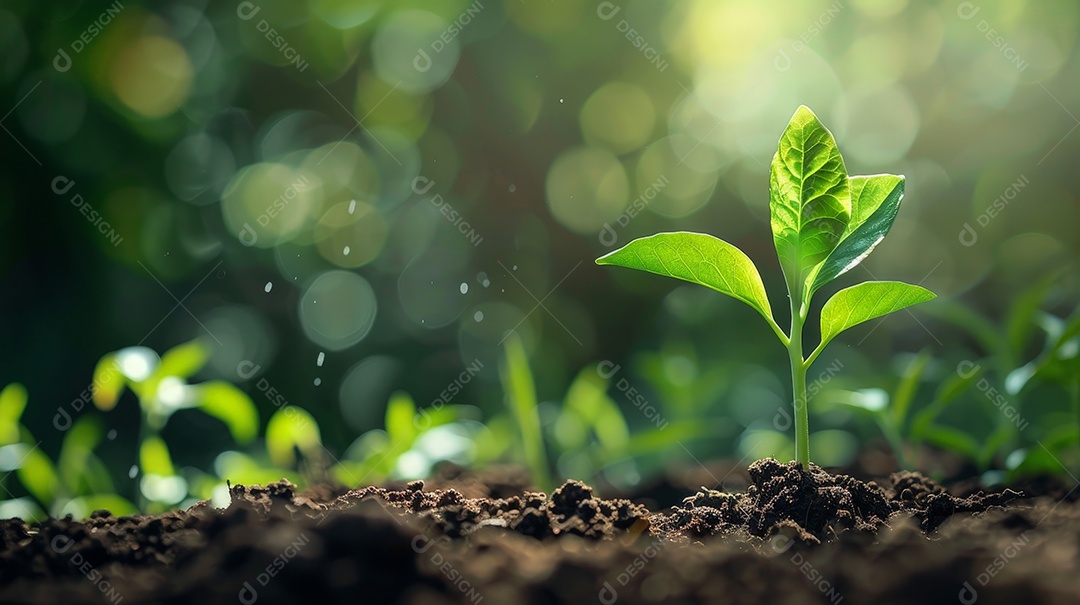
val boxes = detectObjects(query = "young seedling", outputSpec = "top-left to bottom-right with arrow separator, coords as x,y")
596,105 -> 936,469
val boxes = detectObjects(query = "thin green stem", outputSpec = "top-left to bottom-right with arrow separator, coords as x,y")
789,292 -> 810,469
765,313 -> 790,346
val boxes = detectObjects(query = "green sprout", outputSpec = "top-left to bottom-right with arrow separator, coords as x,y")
596,105 -> 936,469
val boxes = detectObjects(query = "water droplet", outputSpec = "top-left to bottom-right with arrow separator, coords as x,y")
509,184 -> 516,193
264,282 -> 273,293
107,429 -> 117,441
128,465 -> 139,479
559,98 -> 564,103
460,282 -> 468,294
477,272 -> 490,288
316,351 -> 325,367
314,377 -> 322,386
343,245 -> 351,256
348,199 -> 356,214
512,265 -> 518,271
474,311 -> 484,322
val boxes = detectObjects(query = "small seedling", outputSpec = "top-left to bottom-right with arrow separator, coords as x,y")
596,105 -> 936,469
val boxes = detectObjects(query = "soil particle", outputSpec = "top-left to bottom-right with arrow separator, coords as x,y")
652,458 -> 1023,544
0,460 -> 1072,605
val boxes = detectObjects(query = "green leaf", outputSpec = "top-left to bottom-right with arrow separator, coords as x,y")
922,426 -> 980,460
58,415 -> 105,492
500,333 -> 551,491
91,353 -> 125,411
266,406 -> 322,468
0,384 -> 28,445
385,391 -> 418,445
819,281 -> 936,350
596,232 -> 776,325
0,383 -> 28,423
809,175 -> 904,293
140,436 -> 175,476
891,350 -> 931,428
195,381 -> 258,444
16,447 -> 59,506
770,105 -> 850,289
155,339 -> 211,381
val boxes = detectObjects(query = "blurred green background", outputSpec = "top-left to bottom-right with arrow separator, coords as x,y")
1,0 -> 1080,516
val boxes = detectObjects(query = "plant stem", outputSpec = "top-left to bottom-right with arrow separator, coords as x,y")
789,295 -> 810,469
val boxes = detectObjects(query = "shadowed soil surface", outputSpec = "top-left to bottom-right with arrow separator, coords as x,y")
0,458 -> 1076,604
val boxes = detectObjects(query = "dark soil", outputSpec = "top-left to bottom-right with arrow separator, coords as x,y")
1,458 -> 1077,604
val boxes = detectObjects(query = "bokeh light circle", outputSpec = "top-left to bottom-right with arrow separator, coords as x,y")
299,270 -> 377,350
545,146 -> 629,234
109,35 -> 194,118
580,82 -> 656,155
372,10 -> 459,94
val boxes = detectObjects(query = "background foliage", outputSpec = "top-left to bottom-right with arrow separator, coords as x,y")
1,0 -> 1079,517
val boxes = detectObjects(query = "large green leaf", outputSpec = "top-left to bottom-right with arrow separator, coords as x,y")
769,105 -> 850,290
596,232 -> 775,324
809,175 -> 904,293
819,281 -> 936,350
195,381 -> 258,444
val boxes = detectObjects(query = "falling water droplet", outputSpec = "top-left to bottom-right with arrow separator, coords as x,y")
477,272 -> 490,288
509,184 -> 516,193
128,465 -> 139,479
314,377 -> 322,386
559,98 -> 564,103
107,429 -> 117,441
512,265 -> 518,271
264,282 -> 273,293
316,351 -> 325,367
348,199 -> 357,214
474,311 -> 484,322
460,282 -> 468,294
343,245 -> 351,256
